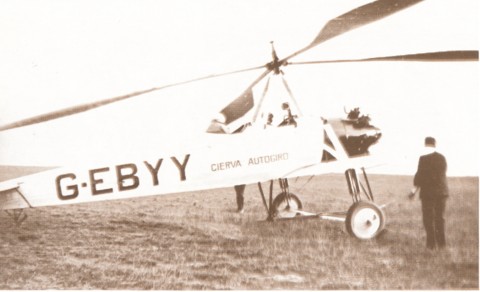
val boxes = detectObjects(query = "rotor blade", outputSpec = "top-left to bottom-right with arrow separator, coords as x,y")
287,50 -> 479,65
0,65 -> 265,132
220,69 -> 272,125
282,0 -> 424,62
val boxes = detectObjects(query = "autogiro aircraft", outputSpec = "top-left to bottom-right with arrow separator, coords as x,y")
0,0 -> 477,239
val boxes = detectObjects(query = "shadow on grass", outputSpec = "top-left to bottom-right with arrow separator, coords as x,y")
241,216 -> 346,239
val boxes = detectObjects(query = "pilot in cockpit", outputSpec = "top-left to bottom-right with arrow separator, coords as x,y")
278,102 -> 297,127
264,113 -> 274,129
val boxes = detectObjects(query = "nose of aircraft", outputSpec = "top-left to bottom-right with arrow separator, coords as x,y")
328,108 -> 382,157
340,125 -> 382,157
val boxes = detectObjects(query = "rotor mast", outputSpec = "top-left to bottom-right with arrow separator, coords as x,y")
252,42 -> 303,124
266,41 -> 285,75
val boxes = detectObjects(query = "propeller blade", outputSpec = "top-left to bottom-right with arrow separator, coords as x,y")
0,65 -> 265,132
287,50 -> 479,65
282,0 -> 424,62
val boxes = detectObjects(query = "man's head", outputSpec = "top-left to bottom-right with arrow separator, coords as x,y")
425,136 -> 436,148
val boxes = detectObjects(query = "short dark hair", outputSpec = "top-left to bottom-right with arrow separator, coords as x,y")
425,136 -> 436,147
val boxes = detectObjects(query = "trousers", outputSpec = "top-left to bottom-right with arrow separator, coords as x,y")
421,196 -> 447,249
234,184 -> 245,211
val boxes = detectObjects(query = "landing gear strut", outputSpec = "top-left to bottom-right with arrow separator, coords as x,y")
256,169 -> 385,240
344,168 -> 385,239
271,192 -> 303,219
258,178 -> 303,221
346,201 -> 385,239
5,209 -> 28,226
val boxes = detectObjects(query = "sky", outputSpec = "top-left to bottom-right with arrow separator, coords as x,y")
0,0 -> 478,176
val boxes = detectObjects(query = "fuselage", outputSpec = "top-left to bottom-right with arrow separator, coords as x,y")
0,118 -> 324,209
0,115 -> 382,210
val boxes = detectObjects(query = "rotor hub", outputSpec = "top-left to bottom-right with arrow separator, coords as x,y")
266,41 -> 284,75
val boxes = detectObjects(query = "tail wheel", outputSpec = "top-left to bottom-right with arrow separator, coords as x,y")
271,192 -> 303,218
345,201 -> 385,239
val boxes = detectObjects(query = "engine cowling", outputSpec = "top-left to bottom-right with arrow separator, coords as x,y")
327,110 -> 382,157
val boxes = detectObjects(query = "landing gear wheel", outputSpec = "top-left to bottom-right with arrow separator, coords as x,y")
271,193 -> 303,218
345,201 -> 385,239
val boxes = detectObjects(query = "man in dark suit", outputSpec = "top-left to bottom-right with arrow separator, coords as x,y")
410,137 -> 449,249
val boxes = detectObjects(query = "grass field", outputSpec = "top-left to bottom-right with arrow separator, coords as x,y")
0,172 -> 477,289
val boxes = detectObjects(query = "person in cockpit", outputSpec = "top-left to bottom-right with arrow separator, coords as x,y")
264,113 -> 274,129
278,102 -> 297,127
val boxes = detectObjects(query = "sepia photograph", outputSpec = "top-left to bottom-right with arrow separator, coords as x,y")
0,0 -> 478,289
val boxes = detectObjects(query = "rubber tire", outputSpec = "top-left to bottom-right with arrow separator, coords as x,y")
271,192 -> 303,218
345,201 -> 385,240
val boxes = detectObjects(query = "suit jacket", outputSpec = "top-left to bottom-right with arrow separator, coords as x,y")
414,151 -> 449,200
